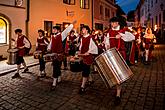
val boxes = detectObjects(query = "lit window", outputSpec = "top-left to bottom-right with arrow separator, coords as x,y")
0,18 -> 7,44
80,0 -> 89,9
63,0 -> 75,5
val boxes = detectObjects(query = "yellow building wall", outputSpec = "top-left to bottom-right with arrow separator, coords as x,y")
29,0 -> 92,49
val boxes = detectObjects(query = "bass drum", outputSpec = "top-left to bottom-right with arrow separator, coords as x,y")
95,47 -> 133,88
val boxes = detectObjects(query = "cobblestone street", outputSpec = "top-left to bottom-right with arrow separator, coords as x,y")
0,44 -> 165,110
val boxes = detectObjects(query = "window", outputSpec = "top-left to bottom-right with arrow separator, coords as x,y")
155,0 -> 157,3
105,8 -> 110,17
95,23 -> 103,31
63,0 -> 75,5
151,0 -> 153,7
44,21 -> 52,37
0,18 -> 7,44
155,16 -> 158,25
80,0 -> 89,9
100,5 -> 103,15
159,13 -> 161,27
164,10 -> 165,22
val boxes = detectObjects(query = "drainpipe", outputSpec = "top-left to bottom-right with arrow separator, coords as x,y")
91,0 -> 94,30
26,0 -> 30,37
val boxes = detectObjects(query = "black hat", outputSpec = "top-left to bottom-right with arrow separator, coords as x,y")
53,26 -> 61,31
109,17 -> 119,23
15,29 -> 22,33
38,29 -> 44,35
82,25 -> 91,33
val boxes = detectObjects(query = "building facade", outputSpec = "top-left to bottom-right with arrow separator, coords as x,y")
93,0 -> 116,31
0,0 -> 27,58
0,0 -> 93,58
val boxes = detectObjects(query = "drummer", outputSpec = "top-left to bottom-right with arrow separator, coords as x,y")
104,17 -> 127,105
36,29 -> 49,78
78,25 -> 98,94
47,20 -> 77,90
12,29 -> 31,78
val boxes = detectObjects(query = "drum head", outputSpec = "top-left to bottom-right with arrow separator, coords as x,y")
7,48 -> 18,53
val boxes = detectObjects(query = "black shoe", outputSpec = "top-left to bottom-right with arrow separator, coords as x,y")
114,96 -> 121,106
23,68 -> 29,73
78,87 -> 85,94
51,86 -> 56,91
12,73 -> 20,79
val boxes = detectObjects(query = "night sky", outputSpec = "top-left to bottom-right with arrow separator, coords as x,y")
116,0 -> 140,14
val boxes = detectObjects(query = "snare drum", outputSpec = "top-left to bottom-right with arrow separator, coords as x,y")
70,57 -> 82,72
7,48 -> 19,65
33,51 -> 42,59
43,53 -> 56,62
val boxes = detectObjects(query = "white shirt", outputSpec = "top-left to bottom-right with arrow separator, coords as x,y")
79,34 -> 98,55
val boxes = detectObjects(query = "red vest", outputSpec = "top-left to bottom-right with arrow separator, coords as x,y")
17,35 -> 25,56
68,35 -> 76,43
51,34 -> 63,54
80,35 -> 93,65
37,37 -> 49,53
108,29 -> 126,60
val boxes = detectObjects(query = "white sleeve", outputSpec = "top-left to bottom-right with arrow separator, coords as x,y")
88,38 -> 98,54
44,39 -> 49,45
120,31 -> 135,42
23,37 -> 30,48
47,37 -> 52,50
61,24 -> 73,41
79,39 -> 82,51
104,33 -> 110,50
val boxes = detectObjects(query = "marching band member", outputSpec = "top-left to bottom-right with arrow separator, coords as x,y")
67,30 -> 77,56
104,17 -> 129,105
78,25 -> 98,94
36,29 -> 49,78
47,20 -> 76,90
12,29 -> 31,78
143,28 -> 156,65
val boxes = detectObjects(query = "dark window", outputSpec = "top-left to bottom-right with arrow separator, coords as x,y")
80,0 -> 89,9
155,0 -> 157,3
95,23 -> 103,31
100,5 -> 103,15
163,10 -> 165,22
151,18 -> 153,28
44,21 -> 52,37
63,0 -> 75,5
155,16 -> 158,25
151,0 -> 153,7
159,13 -> 161,27
0,18 -> 7,44
105,8 -> 110,17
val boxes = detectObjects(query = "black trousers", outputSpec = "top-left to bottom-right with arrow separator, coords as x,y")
52,59 -> 62,78
39,57 -> 45,71
62,55 -> 67,68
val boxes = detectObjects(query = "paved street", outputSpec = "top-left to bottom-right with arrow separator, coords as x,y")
0,44 -> 165,110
